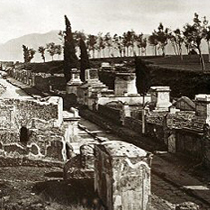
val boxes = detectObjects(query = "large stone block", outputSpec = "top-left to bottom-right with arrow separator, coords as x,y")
195,94 -> 210,124
115,73 -> 138,96
94,141 -> 152,210
150,86 -> 171,111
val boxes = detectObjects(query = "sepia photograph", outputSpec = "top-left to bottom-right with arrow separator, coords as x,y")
0,0 -> 210,209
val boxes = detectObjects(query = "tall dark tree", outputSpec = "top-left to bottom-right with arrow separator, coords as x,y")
135,57 -> 150,105
153,23 -> 169,56
22,45 -> 36,63
38,46 -> 46,62
63,15 -> 78,82
46,42 -> 57,60
148,33 -> 158,56
205,25 -> 210,62
79,38 -> 90,82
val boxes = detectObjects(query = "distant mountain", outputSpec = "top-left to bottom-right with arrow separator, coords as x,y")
0,30 -> 62,62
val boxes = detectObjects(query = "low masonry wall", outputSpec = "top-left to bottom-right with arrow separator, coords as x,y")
0,98 -> 60,128
0,97 -> 66,163
82,106 -> 209,165
175,129 -> 203,161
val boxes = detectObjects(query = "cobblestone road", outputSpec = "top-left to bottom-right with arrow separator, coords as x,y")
152,174 -> 210,210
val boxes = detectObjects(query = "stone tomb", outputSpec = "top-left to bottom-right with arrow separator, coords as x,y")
195,94 -> 210,124
150,86 -> 172,111
94,141 -> 152,210
114,73 -> 138,96
66,68 -> 83,95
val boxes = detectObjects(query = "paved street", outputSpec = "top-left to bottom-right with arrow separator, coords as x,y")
0,72 -> 31,99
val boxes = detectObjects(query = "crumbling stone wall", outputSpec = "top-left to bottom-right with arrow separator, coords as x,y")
0,97 -> 62,128
0,97 -> 67,162
175,129 -> 203,161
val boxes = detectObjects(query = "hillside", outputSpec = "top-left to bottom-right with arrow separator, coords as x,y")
0,30 -> 62,62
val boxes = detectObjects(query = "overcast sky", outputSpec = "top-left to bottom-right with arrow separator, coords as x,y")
0,0 -> 210,43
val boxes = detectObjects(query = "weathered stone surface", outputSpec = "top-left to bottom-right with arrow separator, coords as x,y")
115,73 -> 138,96
0,96 -> 80,162
94,141 -> 152,210
149,86 -> 171,111
175,201 -> 199,210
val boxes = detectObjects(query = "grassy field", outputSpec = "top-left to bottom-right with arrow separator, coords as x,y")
20,54 -> 210,74
146,54 -> 210,72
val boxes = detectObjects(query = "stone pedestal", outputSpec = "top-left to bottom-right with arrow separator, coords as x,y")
150,86 -> 171,111
63,108 -> 81,144
94,141 -> 152,210
85,68 -> 99,83
195,94 -> 210,124
66,68 -> 83,95
115,73 -> 138,96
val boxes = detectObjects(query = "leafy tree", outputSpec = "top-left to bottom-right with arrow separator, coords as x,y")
112,34 -> 124,57
153,23 -> 169,56
73,30 -> 86,47
135,33 -> 144,56
38,46 -> 46,62
86,34 -> 97,58
55,44 -> 62,59
63,15 -> 78,82
141,37 -> 147,56
168,29 -> 184,59
174,29 -> 184,60
168,31 -> 178,55
104,32 -> 113,57
205,25 -> 210,62
58,30 -> 65,45
148,33 -> 158,56
79,38 -> 90,82
46,43 -> 62,60
22,45 -> 36,63
122,31 -> 136,56
183,13 -> 207,71
46,42 -> 56,60
97,32 -> 106,58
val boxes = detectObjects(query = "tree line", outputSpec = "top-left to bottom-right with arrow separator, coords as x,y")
22,13 -> 210,72
22,42 -> 62,63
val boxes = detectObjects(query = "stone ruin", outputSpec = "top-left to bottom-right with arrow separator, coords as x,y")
65,68 -> 152,110
114,73 -> 139,96
94,141 -> 152,210
0,96 -> 80,162
63,139 -> 152,210
66,68 -> 83,95
149,86 -> 172,111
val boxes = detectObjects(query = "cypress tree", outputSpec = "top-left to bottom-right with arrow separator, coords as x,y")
79,38 -> 90,82
64,15 -> 78,82
135,57 -> 150,105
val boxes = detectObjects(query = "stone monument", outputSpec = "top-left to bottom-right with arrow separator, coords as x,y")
94,141 -> 152,210
150,86 -> 172,111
